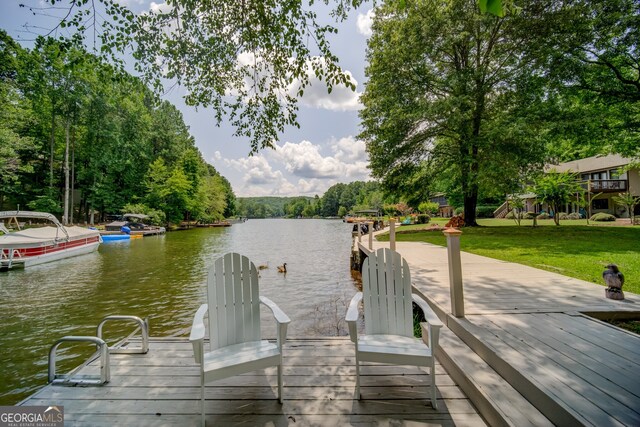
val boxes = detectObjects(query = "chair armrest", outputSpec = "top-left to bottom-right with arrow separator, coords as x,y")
260,296 -> 291,324
190,304 -> 208,365
412,294 -> 443,350
346,292 -> 363,344
260,296 -> 291,348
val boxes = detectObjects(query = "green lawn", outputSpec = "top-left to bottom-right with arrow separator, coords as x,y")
381,220 -> 640,295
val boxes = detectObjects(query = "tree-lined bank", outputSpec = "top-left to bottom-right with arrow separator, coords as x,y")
0,31 -> 235,225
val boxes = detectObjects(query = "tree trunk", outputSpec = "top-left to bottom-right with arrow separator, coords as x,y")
63,120 -> 70,225
463,191 -> 478,226
49,111 -> 56,190
70,126 -> 75,224
463,81 -> 485,228
460,139 -> 480,227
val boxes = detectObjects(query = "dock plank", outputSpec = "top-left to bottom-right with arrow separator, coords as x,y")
483,314 -> 640,426
364,239 -> 640,426
62,413 -> 487,427
20,338 -> 485,426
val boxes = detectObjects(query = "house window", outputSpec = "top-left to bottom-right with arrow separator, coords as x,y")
592,199 -> 609,210
610,168 -> 627,179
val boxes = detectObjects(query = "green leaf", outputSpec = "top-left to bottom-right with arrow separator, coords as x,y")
479,0 -> 504,17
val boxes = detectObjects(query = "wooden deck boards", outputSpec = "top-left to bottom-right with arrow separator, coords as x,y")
20,338 -> 486,426
362,240 -> 640,426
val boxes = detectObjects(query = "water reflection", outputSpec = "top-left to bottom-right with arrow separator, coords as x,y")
0,218 -> 357,404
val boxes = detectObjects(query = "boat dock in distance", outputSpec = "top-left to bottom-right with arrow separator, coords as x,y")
101,213 -> 166,236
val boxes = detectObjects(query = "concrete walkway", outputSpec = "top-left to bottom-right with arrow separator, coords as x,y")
359,236 -> 640,426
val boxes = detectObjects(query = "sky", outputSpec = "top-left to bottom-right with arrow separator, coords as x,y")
0,1 -> 376,197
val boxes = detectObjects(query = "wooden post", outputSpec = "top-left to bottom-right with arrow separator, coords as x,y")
368,221 -> 373,250
443,228 -> 464,318
389,218 -> 396,252
357,221 -> 362,243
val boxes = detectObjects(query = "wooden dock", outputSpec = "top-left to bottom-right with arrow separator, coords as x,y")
359,238 -> 640,426
20,337 -> 486,426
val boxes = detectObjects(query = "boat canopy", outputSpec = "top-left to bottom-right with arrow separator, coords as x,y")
0,210 -> 63,225
122,214 -> 149,220
0,211 -> 70,247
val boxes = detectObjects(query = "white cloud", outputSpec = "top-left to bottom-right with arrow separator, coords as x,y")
225,155 -> 298,196
275,138 -> 370,181
357,9 -> 375,37
226,156 -> 282,185
213,151 -> 221,160
114,0 -> 147,6
331,136 -> 366,163
295,178 -> 329,195
288,58 -> 362,112
224,136 -> 370,197
276,140 -> 344,179
149,1 -> 172,14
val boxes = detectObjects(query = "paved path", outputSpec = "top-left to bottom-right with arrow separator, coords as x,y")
360,236 -> 640,426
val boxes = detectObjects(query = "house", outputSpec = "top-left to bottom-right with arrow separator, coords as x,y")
552,154 -> 639,218
495,154 -> 639,218
429,193 -> 454,217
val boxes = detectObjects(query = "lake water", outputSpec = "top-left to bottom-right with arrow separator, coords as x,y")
0,219 -> 359,405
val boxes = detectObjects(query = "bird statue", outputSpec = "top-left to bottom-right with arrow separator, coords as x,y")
603,264 -> 624,300
277,263 -> 287,274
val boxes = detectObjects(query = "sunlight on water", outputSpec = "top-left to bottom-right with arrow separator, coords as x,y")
0,219 -> 357,404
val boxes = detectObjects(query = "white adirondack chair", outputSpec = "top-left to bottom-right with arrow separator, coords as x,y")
190,252 -> 291,425
346,248 -> 443,408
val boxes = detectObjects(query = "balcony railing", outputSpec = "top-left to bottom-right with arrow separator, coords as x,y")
582,179 -> 628,192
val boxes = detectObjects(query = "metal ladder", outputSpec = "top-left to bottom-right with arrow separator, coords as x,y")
48,315 -> 149,386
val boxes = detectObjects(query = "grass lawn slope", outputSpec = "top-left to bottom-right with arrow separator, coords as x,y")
380,219 -> 640,295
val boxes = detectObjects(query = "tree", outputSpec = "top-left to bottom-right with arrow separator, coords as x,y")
531,171 -> 584,226
612,192 -> 640,225
359,0 -> 548,226
538,0 -> 640,160
0,31 -> 237,222
0,78 -> 36,209
200,175 -> 228,223
508,196 -> 525,226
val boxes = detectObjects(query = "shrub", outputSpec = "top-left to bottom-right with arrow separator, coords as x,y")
476,205 -> 498,218
454,206 -> 464,215
146,209 -> 166,225
524,211 -> 537,219
506,210 -> 524,219
557,212 -> 581,220
537,213 -> 550,220
418,201 -> 440,215
590,212 -> 616,222
416,214 -> 431,224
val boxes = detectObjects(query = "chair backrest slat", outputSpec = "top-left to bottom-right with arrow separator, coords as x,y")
362,248 -> 413,337
208,252 -> 262,349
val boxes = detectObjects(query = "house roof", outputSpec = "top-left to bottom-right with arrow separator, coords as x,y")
549,154 -> 632,174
